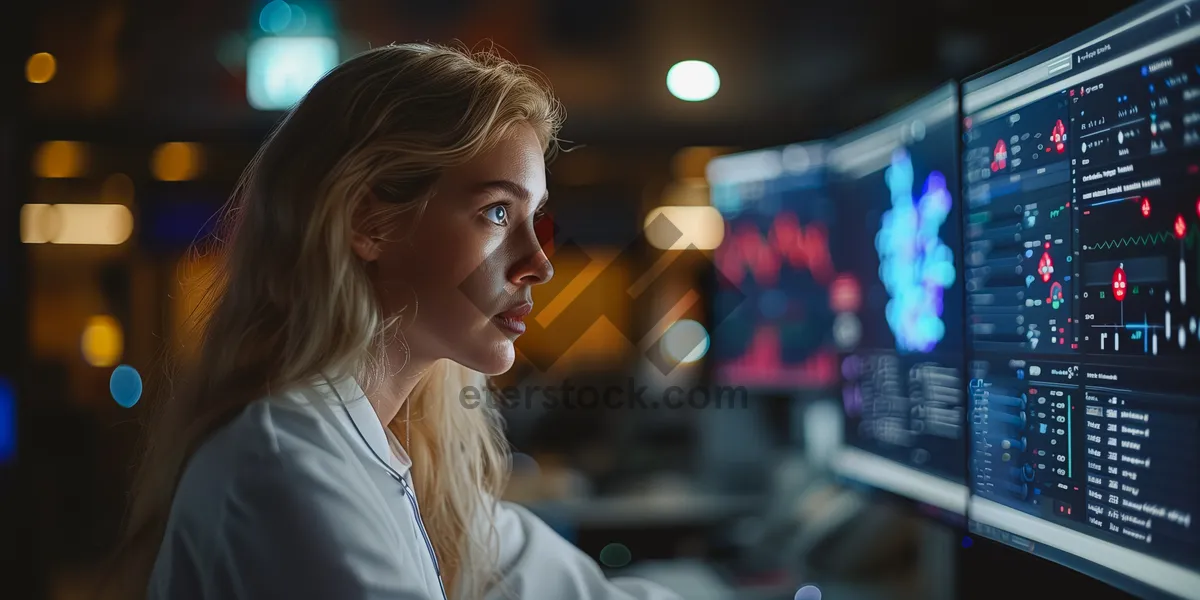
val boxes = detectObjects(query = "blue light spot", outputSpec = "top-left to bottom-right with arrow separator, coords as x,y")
795,585 -> 823,600
1150,84 -> 1156,93
1025,249 -> 1033,258
1034,488 -> 1041,495
0,378 -> 14,464
1142,66 -> 1149,76
110,365 -> 143,408
258,0 -> 292,33
961,536 -> 974,549
1017,369 -> 1024,380
877,149 -> 954,353
1066,255 -> 1073,263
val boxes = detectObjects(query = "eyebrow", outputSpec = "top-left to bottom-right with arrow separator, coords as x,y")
476,180 -> 550,205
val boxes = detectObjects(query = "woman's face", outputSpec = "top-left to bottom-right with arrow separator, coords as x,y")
358,123 -> 553,376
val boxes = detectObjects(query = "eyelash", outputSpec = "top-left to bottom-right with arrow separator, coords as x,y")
482,202 -> 548,226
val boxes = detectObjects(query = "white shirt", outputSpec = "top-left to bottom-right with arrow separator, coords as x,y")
147,375 -> 683,600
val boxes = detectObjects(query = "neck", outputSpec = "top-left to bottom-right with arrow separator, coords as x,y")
364,345 -> 435,428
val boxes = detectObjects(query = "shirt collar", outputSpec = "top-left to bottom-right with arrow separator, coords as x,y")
309,374 -> 412,479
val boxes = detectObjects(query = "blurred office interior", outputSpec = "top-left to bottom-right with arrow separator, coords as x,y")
0,1 -> 1155,599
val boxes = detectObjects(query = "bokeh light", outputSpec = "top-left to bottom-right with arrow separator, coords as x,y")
666,60 -> 720,102
26,52 -> 57,84
152,142 -> 203,181
110,365 -> 143,408
33,141 -> 87,178
795,585 -> 822,600
259,0 -> 293,33
246,36 -> 339,110
599,543 -> 632,568
0,378 -> 13,464
662,319 -> 710,363
21,204 -> 133,245
644,206 -> 725,250
81,315 -> 124,367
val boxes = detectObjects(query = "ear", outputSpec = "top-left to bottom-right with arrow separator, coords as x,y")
351,192 -> 385,262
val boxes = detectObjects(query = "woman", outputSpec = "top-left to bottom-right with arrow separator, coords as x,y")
114,43 -> 682,600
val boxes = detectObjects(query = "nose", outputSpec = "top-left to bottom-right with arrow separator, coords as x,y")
509,225 -> 554,286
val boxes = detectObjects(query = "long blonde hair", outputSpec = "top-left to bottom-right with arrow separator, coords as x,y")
113,42 -> 563,600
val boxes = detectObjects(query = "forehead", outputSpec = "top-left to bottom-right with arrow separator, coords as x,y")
444,124 -> 546,188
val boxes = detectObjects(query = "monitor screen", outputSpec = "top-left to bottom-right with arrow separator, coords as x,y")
962,1 -> 1200,597
706,143 -> 841,391
826,83 -> 969,517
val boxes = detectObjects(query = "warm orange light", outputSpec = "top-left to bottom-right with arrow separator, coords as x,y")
21,204 -> 133,245
33,141 -> 87,178
151,142 -> 203,181
644,206 -> 725,250
81,315 -> 123,367
26,52 -> 56,83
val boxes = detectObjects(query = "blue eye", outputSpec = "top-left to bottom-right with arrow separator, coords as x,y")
484,205 -> 508,225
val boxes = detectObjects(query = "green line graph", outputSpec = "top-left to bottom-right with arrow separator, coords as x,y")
1086,229 -> 1198,251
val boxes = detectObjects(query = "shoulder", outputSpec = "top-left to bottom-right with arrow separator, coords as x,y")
179,394 -> 354,496
163,390 -> 377,552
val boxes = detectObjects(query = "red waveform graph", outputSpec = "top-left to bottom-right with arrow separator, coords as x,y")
717,212 -> 836,286
715,326 -> 838,387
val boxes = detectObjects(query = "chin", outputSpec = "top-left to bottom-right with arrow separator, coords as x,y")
461,339 -> 516,376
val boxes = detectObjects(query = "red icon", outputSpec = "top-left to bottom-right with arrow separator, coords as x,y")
1113,265 -> 1127,301
1141,197 -> 1152,218
1176,214 -> 1188,239
992,140 -> 1008,171
1050,120 -> 1067,153
1196,198 -> 1200,218
1070,89 -> 1076,97
1039,252 -> 1055,283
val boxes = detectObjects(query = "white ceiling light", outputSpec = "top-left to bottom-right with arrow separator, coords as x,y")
667,60 -> 720,102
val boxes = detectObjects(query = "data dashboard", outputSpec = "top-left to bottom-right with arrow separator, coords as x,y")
962,1 -> 1200,597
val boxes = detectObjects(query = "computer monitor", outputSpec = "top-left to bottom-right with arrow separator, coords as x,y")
962,1 -> 1200,597
705,142 -> 841,391
826,83 -> 969,519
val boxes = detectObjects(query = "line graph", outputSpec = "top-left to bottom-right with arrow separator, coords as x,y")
1084,229 -> 1198,251
717,211 -> 836,286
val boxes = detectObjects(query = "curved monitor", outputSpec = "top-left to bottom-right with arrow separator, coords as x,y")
962,1 -> 1200,597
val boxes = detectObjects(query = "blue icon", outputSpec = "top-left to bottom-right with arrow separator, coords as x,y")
1025,249 -> 1034,258
1150,84 -> 1156,93
1017,369 -> 1025,380
1025,275 -> 1035,287
1142,66 -> 1149,76
1064,275 -> 1072,282
1066,255 -> 1073,263
1034,488 -> 1041,495
1039,423 -> 1048,434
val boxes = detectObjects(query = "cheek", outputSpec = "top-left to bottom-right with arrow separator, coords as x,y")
406,224 -> 508,311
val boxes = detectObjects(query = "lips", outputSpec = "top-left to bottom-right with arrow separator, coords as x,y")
493,302 -> 532,335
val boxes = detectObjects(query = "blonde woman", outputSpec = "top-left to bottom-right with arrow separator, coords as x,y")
113,43 -> 682,600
